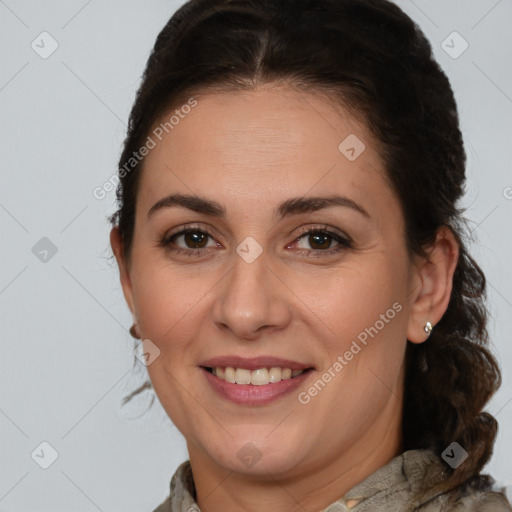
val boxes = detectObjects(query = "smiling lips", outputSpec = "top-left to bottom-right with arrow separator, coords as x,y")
200,356 -> 314,405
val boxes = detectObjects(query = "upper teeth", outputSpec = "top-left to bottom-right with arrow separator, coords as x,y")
212,367 -> 306,385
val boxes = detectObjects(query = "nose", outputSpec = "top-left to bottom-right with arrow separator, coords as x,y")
211,250 -> 292,341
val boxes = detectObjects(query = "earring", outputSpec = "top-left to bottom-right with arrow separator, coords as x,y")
424,321 -> 433,338
129,324 -> 141,339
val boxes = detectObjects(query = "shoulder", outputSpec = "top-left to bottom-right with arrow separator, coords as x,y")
400,450 -> 511,511
419,475 -> 512,511
151,460 -> 196,512
151,495 -> 171,512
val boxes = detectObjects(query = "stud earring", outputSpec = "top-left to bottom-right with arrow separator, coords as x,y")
424,321 -> 433,338
129,324 -> 141,339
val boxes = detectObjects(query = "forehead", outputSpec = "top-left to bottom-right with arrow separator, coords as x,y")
137,85 -> 395,219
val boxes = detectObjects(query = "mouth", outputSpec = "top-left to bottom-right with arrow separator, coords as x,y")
202,366 -> 312,385
199,357 -> 316,405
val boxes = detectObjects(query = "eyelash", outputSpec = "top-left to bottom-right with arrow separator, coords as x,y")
158,224 -> 353,258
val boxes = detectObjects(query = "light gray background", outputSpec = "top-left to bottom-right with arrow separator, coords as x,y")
0,1 -> 511,510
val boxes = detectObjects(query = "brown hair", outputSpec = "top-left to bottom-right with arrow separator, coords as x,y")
109,0 -> 503,496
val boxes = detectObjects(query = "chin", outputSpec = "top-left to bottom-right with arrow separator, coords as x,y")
204,433 -> 308,476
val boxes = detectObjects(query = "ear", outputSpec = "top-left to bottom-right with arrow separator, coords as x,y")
110,227 -> 136,317
406,225 -> 460,344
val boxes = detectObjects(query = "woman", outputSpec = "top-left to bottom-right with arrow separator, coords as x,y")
109,0 -> 511,510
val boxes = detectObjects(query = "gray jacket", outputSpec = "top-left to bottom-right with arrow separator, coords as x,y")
153,449 -> 511,511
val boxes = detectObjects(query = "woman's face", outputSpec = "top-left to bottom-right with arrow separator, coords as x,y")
113,85 -> 424,477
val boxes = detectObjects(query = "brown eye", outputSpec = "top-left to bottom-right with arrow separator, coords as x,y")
160,228 -> 218,253
307,232 -> 333,250
294,229 -> 351,253
182,231 -> 209,248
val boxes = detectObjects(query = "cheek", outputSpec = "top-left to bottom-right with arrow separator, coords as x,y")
301,256 -> 409,389
129,253 -> 213,344
130,261 -> 212,426
300,261 -> 405,343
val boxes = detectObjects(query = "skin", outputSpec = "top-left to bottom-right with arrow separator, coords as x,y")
111,83 -> 459,512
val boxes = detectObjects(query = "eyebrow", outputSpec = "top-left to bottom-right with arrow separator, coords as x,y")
147,193 -> 370,220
